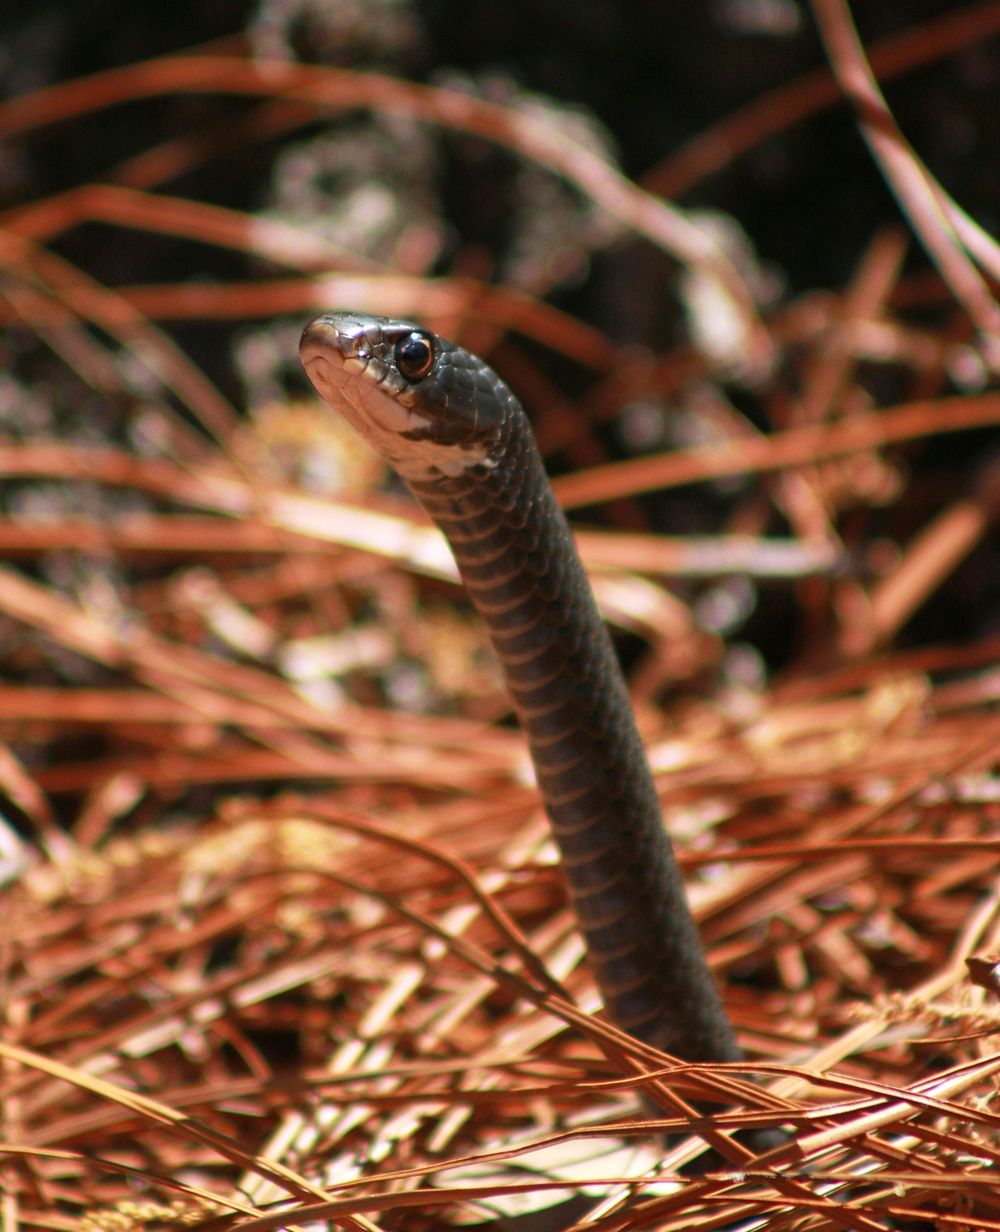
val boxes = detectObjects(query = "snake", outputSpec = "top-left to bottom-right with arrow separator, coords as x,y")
300,311 -> 742,1066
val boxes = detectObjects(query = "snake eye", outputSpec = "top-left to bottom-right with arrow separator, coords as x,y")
394,331 -> 435,382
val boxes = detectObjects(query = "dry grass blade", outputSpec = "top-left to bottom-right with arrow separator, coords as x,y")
644,1 -> 1000,199
0,52 -> 773,376
551,391 -> 1000,508
811,0 -> 1000,367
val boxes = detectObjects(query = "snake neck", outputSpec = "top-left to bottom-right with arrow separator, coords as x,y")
407,414 -> 741,1065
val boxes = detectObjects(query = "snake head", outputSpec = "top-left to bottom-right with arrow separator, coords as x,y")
300,312 -> 509,481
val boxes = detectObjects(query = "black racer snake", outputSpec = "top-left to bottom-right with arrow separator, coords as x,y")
300,311 -> 743,1068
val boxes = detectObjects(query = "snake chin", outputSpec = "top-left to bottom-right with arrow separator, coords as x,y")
393,437 -> 497,481
301,345 -> 494,482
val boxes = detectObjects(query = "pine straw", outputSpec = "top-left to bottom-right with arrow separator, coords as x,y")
5,655 -> 1000,1231
2,14 -> 1000,1232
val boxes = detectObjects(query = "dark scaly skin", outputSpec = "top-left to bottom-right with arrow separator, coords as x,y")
300,312 -> 742,1065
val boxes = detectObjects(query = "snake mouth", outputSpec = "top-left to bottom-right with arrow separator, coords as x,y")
300,312 -> 495,475
300,315 -> 432,440
300,313 -> 496,478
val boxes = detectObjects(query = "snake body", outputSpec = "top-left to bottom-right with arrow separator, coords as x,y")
300,312 -> 741,1064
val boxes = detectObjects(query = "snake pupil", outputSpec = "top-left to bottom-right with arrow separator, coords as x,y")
395,332 -> 435,381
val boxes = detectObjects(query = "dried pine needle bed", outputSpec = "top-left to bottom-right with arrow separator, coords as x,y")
2,17 -> 1000,1232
